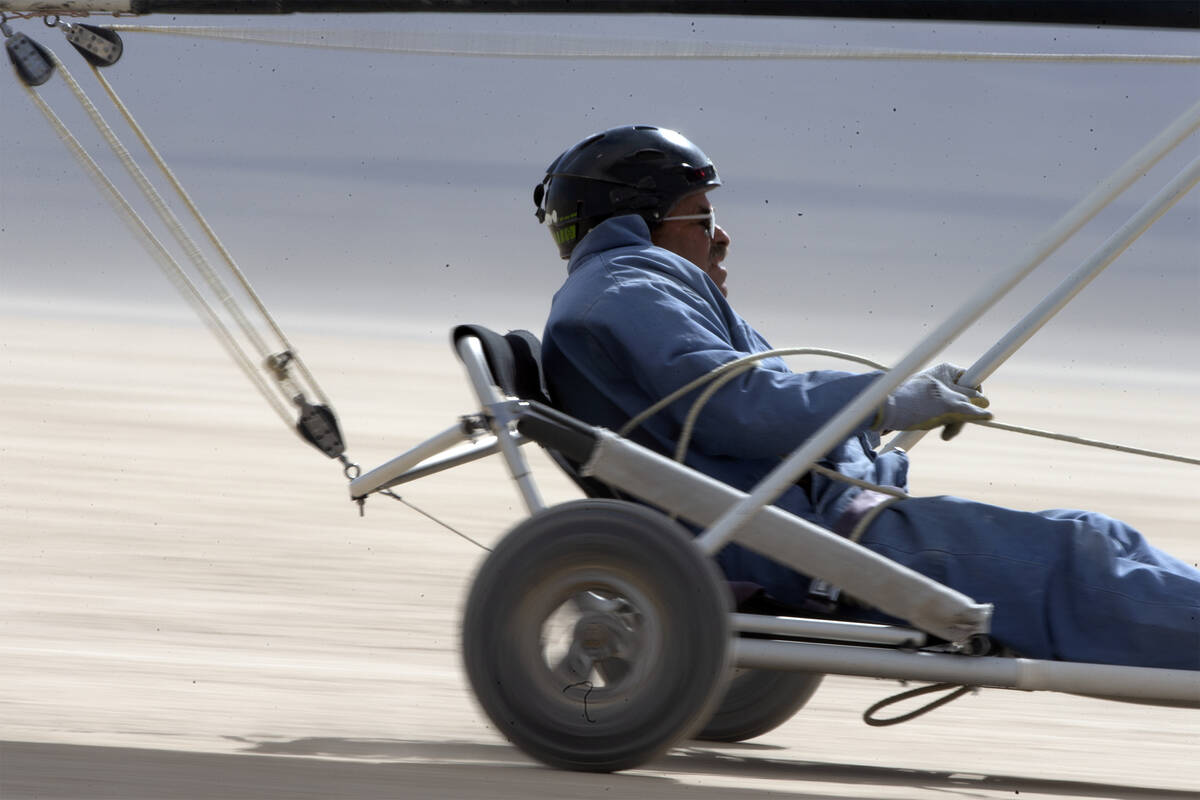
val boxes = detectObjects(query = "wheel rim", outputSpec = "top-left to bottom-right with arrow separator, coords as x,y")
512,565 -> 667,730
463,499 -> 733,771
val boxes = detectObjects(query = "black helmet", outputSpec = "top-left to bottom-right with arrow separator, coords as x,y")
534,125 -> 721,259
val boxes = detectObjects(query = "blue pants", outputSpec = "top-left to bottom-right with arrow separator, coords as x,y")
725,496 -> 1200,669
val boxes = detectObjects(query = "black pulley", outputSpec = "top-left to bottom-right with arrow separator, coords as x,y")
6,32 -> 55,87
64,24 -> 123,68
294,397 -> 346,459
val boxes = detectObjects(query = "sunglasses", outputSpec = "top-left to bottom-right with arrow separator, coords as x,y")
661,210 -> 716,238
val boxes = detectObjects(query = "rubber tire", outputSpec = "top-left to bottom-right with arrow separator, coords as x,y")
696,668 -> 824,742
462,499 -> 732,773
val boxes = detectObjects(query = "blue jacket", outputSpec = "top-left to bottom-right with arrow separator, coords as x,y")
542,214 -> 910,532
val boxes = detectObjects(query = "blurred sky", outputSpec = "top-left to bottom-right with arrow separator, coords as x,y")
1,12 -> 1197,372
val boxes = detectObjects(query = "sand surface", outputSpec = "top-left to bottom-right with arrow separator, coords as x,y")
1,313 -> 1197,799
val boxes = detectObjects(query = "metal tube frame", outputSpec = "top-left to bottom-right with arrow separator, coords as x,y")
349,433 -> 507,497
349,422 -> 478,498
887,149 -> 1200,453
454,336 -> 545,513
349,337 -> 546,512
732,613 -> 928,648
735,639 -> 1199,707
697,97 -> 1200,553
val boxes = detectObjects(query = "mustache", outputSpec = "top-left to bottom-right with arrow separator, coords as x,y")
708,241 -> 729,263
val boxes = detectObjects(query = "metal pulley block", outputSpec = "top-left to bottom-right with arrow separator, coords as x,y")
63,23 -> 122,68
265,350 -> 346,459
5,30 -> 54,87
294,395 -> 346,459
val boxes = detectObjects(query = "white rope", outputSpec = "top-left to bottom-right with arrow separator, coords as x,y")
810,464 -> 909,500
90,64 -> 271,357
74,63 -> 274,359
86,62 -> 334,407
20,34 -> 348,448
17,24 -> 1196,486
672,349 -> 888,463
22,54 -> 293,426
622,348 -> 905,510
976,420 -> 1200,467
108,26 -> 1200,65
621,344 -> 1195,508
619,347 -> 887,438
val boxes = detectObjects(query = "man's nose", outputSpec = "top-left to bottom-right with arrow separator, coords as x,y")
710,224 -> 729,251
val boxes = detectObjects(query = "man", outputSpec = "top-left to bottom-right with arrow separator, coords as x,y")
536,124 -> 1200,670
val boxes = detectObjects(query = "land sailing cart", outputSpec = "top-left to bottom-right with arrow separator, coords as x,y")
4,1 -> 1198,776
341,110 -> 1200,772
346,302 -> 1200,772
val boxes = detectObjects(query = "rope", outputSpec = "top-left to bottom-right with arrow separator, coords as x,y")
810,464 -> 908,500
19,33 -> 348,457
20,54 -> 292,426
18,25 -> 1196,548
623,345 -> 1195,510
108,26 -> 1200,65
86,62 -> 333,409
977,419 -> 1200,467
672,349 -> 888,463
619,347 -> 887,439
863,682 -> 975,726
845,493 -> 904,541
88,65 -> 274,359
25,57 -> 479,547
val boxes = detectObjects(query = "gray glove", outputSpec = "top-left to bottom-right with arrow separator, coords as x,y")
875,363 -> 992,441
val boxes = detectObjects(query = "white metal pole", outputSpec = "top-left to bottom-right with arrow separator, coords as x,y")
455,337 -> 545,513
732,613 -> 927,647
735,639 -> 1200,706
886,151 -> 1200,453
694,98 -> 1200,555
349,422 -> 472,498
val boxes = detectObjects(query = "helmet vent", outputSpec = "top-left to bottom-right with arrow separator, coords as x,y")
629,148 -> 666,162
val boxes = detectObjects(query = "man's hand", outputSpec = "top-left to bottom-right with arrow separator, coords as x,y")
875,363 -> 992,441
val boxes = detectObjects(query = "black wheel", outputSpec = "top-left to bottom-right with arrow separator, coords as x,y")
696,668 -> 824,742
462,499 -> 732,772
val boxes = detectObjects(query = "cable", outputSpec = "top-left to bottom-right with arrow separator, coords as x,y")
379,489 -> 492,552
20,55 -> 293,426
87,65 -> 273,357
19,30 -> 350,461
976,419 -> 1200,467
863,682 -> 975,726
15,22 -> 1195,547
109,26 -> 1200,65
619,347 -> 887,438
623,344 -> 1196,513
86,62 -> 334,409
673,351 -> 887,464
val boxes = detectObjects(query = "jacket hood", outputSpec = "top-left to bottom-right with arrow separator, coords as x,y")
567,214 -> 656,272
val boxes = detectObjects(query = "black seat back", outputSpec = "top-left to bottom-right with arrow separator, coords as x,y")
452,325 -> 552,405
452,324 -> 619,500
